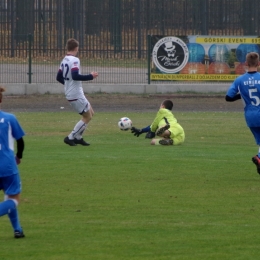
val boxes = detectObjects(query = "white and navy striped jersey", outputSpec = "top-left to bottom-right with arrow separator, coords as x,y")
57,55 -> 94,100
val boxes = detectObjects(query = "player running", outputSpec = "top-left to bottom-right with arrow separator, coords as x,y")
226,52 -> 260,174
0,86 -> 25,238
56,38 -> 98,146
131,99 -> 185,146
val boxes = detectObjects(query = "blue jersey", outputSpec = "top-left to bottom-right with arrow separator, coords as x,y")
0,111 -> 25,177
226,71 -> 260,127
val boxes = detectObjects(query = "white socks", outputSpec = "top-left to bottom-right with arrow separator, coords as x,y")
68,120 -> 87,140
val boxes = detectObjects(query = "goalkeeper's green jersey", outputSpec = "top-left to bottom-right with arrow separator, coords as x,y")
150,108 -> 179,132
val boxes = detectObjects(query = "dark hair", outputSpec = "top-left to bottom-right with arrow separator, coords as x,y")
66,38 -> 79,52
0,86 -> 5,102
162,99 -> 173,110
246,52 -> 259,67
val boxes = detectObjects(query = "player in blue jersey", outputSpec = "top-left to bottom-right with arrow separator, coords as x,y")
131,99 -> 185,146
226,52 -> 260,174
56,38 -> 98,146
0,86 -> 25,238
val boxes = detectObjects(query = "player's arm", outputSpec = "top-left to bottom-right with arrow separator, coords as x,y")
131,125 -> 150,136
10,115 -> 25,165
71,69 -> 98,81
16,137 -> 24,165
56,69 -> 65,85
132,110 -> 166,138
225,80 -> 241,102
225,93 -> 241,102
150,110 -> 165,132
131,125 -> 155,138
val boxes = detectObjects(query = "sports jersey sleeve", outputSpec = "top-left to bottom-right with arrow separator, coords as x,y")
71,70 -> 94,81
71,58 -> 94,81
56,69 -> 64,85
226,78 -> 240,98
10,114 -> 25,140
225,93 -> 241,102
16,138 -> 24,159
141,125 -> 151,133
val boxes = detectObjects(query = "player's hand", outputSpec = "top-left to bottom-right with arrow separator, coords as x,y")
145,131 -> 155,139
15,156 -> 21,165
91,71 -> 98,79
131,127 -> 143,137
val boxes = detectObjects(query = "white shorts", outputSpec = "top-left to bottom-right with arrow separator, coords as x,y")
68,97 -> 90,115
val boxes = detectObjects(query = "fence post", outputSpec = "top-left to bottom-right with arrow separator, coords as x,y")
27,34 -> 33,84
10,0 -> 15,57
136,0 -> 141,59
147,35 -> 151,85
202,0 -> 208,35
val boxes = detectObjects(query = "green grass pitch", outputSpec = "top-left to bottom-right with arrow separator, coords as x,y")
1,110 -> 260,260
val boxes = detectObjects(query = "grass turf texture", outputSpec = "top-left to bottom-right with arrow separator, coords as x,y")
1,111 -> 260,260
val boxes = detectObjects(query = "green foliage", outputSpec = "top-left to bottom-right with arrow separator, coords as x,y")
227,50 -> 238,68
1,111 -> 260,260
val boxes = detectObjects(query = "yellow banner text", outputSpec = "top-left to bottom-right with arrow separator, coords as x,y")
150,74 -> 239,81
196,37 -> 260,44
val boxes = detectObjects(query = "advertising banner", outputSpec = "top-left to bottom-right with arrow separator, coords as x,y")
151,35 -> 260,81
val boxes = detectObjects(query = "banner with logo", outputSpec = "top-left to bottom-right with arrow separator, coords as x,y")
150,35 -> 260,81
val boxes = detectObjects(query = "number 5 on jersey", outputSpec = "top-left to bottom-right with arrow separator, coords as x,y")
249,88 -> 260,106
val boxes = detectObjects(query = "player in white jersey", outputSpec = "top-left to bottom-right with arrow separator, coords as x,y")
56,38 -> 98,146
0,86 -> 25,238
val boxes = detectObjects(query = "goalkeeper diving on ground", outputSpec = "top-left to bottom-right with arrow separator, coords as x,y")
131,99 -> 185,146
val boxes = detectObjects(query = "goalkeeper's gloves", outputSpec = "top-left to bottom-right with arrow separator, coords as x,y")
131,127 -> 143,137
145,131 -> 155,139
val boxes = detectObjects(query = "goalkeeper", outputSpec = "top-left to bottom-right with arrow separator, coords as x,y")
131,99 -> 185,146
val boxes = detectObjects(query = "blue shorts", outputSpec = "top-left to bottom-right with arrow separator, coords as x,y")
0,174 -> 21,195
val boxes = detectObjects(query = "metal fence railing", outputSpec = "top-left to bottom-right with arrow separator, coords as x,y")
0,33 -> 148,84
1,0 -> 260,84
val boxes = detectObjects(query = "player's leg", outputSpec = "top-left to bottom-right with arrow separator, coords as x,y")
87,105 -> 94,119
156,124 -> 170,136
154,127 -> 173,145
157,129 -> 171,138
0,194 -> 19,216
151,125 -> 185,146
73,105 -> 94,145
5,194 -> 24,238
81,104 -> 94,125
156,117 -> 170,136
151,138 -> 173,145
73,103 -> 94,145
65,98 -> 91,146
250,127 -> 260,174
0,175 -> 24,238
159,139 -> 173,145
71,110 -> 92,146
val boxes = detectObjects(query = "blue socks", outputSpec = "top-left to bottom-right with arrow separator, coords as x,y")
8,207 -> 22,232
0,199 -> 16,216
0,200 -> 22,232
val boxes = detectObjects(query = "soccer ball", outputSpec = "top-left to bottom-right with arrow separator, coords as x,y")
118,117 -> 132,131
